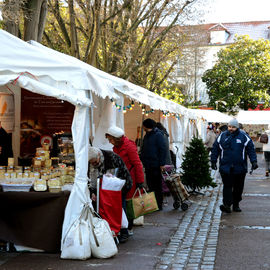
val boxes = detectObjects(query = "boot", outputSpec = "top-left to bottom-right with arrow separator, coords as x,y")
117,228 -> 129,243
233,204 -> 242,212
266,171 -> 269,177
220,204 -> 231,213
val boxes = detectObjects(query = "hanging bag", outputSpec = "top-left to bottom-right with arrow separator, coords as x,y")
89,208 -> 118,259
126,188 -> 159,219
61,204 -> 91,260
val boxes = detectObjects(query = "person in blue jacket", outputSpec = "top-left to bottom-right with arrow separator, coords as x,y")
140,118 -> 167,210
211,118 -> 258,213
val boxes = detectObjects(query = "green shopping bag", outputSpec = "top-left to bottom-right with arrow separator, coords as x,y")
126,188 -> 159,219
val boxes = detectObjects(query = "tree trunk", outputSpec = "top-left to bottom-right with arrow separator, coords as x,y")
87,0 -> 101,66
37,0 -> 48,42
68,0 -> 80,58
2,0 -> 20,37
24,0 -> 48,41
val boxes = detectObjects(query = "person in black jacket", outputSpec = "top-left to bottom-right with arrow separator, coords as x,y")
0,122 -> 13,166
140,118 -> 167,210
211,118 -> 258,213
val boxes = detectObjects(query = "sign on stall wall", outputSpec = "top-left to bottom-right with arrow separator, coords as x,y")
20,89 -> 74,157
0,93 -> 15,132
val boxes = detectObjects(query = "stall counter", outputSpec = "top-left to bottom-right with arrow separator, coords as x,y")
0,190 -> 69,252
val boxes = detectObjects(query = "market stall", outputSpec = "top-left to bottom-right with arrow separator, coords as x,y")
0,29 -> 97,252
0,191 -> 69,252
0,29 -> 208,253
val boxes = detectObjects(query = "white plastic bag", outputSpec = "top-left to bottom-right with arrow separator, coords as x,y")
121,208 -> 128,229
61,205 -> 91,260
102,173 -> 126,191
133,215 -> 144,226
89,210 -> 118,258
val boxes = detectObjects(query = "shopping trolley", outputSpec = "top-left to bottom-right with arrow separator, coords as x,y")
162,165 -> 189,211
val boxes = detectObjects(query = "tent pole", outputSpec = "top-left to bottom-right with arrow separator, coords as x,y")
89,92 -> 94,146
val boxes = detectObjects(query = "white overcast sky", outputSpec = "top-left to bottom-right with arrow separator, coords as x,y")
203,0 -> 270,23
0,0 -> 269,24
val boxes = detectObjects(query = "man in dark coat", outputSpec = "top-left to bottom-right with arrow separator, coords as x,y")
140,118 -> 167,210
211,118 -> 258,213
0,122 -> 13,166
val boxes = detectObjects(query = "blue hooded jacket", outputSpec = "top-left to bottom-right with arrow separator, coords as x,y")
211,129 -> 257,174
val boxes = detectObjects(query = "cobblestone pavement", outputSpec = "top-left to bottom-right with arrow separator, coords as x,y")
155,173 -> 223,270
155,154 -> 267,270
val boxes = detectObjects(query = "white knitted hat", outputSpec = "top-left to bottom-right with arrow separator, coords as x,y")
106,126 -> 124,138
228,118 -> 239,128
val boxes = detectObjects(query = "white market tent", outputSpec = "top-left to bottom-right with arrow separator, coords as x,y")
189,109 -> 232,124
0,29 -> 208,254
237,110 -> 270,125
28,38 -> 208,163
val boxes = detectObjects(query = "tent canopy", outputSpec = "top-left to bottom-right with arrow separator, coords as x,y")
28,40 -> 189,115
0,29 -> 197,119
237,110 -> 270,125
189,109 -> 232,123
0,29 -> 115,106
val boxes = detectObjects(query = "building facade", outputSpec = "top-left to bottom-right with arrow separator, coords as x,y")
174,21 -> 270,104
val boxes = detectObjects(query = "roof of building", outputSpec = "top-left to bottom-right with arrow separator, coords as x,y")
178,20 -> 270,45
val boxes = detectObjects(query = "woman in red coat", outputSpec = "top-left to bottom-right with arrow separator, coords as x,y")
106,126 -> 145,235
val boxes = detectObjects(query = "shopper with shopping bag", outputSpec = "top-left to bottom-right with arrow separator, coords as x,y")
88,146 -> 132,243
140,118 -> 167,210
105,126 -> 145,236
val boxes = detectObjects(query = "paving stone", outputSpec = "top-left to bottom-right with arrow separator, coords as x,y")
156,265 -> 169,269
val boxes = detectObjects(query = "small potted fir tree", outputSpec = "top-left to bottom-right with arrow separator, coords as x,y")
181,137 -> 217,194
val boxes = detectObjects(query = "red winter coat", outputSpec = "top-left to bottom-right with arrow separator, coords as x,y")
113,136 -> 144,199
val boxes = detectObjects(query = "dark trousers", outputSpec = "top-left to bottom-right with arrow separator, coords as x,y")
145,167 -> 163,209
220,171 -> 246,207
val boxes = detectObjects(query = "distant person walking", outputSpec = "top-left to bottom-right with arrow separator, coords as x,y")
205,125 -> 217,153
211,118 -> 258,213
261,125 -> 270,177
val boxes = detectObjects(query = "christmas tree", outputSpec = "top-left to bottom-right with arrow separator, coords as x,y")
181,137 -> 216,193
